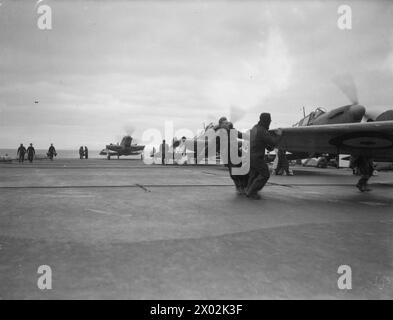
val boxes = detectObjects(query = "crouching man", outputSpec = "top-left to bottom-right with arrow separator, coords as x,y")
246,113 -> 282,200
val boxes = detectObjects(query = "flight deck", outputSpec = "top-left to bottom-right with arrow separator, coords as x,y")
0,159 -> 392,299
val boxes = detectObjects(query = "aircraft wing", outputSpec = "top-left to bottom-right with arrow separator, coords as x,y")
273,121 -> 393,160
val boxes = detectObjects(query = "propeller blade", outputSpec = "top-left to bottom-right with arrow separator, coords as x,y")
205,112 -> 217,124
229,105 -> 246,123
333,74 -> 358,105
123,123 -> 135,136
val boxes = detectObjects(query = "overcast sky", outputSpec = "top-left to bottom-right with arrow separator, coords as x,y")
1,0 -> 393,149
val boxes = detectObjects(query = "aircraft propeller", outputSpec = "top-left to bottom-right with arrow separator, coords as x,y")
334,74 -> 393,122
124,123 -> 136,137
204,104 -> 246,128
229,104 -> 246,124
333,74 -> 359,105
333,74 -> 372,121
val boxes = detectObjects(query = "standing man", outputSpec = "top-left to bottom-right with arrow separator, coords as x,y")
275,149 -> 292,176
246,113 -> 282,199
79,146 -> 84,159
216,118 -> 249,195
27,143 -> 35,163
160,140 -> 169,165
17,144 -> 27,163
47,143 -> 57,160
352,155 -> 374,192
228,123 -> 249,195
84,146 -> 88,159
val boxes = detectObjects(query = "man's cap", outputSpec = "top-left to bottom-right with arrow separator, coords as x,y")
259,113 -> 271,123
218,117 -> 228,124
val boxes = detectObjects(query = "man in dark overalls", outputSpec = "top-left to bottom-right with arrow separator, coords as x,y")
27,143 -> 35,163
47,143 -> 57,160
352,155 -> 374,192
275,149 -> 292,176
79,146 -> 84,159
245,113 -> 282,199
17,144 -> 26,163
228,123 -> 249,195
215,119 -> 249,195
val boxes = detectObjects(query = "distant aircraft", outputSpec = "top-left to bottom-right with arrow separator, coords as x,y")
171,121 -> 234,164
100,135 -> 145,160
151,137 -> 199,164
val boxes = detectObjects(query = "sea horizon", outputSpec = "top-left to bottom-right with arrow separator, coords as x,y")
0,149 -> 103,159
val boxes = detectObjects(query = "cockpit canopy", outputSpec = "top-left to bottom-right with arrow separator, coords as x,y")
293,107 -> 326,127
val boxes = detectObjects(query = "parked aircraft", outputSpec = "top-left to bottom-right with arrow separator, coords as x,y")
277,77 -> 393,162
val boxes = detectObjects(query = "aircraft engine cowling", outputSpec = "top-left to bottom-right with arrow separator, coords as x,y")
120,136 -> 132,148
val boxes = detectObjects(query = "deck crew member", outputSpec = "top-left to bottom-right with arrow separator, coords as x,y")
218,119 -> 249,195
275,149 -> 292,176
27,143 -> 35,163
17,144 -> 27,163
47,143 -> 57,160
352,155 -> 374,192
246,113 -> 282,199
79,146 -> 84,159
